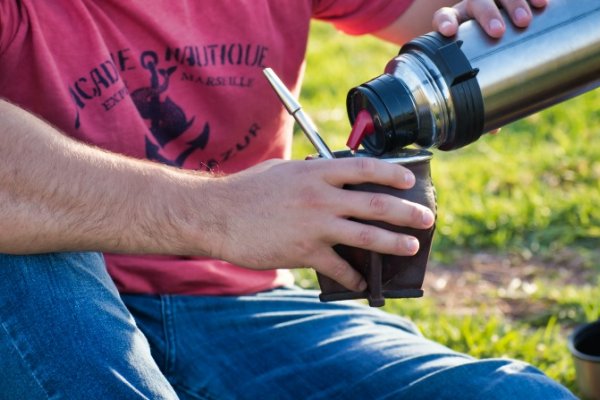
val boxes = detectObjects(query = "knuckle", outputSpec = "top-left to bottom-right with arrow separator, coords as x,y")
294,237 -> 314,256
297,186 -> 322,209
368,194 -> 388,215
356,226 -> 376,247
356,157 -> 377,178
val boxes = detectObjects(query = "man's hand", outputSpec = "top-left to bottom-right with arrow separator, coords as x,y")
0,99 -> 435,293
374,0 -> 548,45
434,0 -> 549,38
211,158 -> 435,292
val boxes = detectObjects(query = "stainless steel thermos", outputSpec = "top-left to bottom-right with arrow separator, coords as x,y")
347,0 -> 600,154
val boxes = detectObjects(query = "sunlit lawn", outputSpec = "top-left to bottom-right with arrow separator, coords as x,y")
293,21 -> 600,396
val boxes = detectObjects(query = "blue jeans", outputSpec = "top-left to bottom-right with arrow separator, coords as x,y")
0,253 -> 576,399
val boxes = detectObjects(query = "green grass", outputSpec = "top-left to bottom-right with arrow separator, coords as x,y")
294,21 -> 600,396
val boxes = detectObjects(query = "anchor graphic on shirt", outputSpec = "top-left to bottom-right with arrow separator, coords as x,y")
131,52 -> 209,167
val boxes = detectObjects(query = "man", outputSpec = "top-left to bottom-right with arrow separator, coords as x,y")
0,0 -> 573,398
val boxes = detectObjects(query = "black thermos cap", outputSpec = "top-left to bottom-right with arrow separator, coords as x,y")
347,74 -> 419,155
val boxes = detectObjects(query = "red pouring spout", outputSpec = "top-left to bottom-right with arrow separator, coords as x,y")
346,110 -> 375,151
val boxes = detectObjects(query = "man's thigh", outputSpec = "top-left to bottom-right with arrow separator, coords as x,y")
0,252 -> 178,400
124,287 -> 575,400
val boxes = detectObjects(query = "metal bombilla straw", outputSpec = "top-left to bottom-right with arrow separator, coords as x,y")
262,68 -> 335,159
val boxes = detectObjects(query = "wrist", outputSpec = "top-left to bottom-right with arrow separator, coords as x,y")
147,167 -> 229,258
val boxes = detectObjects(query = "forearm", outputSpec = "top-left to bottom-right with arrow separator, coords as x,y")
0,99 -> 222,255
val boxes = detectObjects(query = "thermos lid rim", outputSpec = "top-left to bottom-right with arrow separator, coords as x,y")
336,149 -> 433,164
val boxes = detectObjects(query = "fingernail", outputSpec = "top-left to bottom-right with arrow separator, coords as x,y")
422,210 -> 434,226
407,237 -> 420,254
440,21 -> 453,35
404,171 -> 415,186
489,18 -> 504,33
514,7 -> 529,24
357,280 -> 367,292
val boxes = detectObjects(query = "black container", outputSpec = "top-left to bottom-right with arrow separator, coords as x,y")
310,149 -> 436,307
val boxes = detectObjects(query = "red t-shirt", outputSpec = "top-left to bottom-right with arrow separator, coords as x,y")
0,0 -> 413,295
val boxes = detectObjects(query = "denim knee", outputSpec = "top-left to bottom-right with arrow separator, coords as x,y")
0,252 -> 178,399
389,358 -> 576,400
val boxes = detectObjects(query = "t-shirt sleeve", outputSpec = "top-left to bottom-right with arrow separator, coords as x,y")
312,0 -> 415,35
0,0 -> 22,54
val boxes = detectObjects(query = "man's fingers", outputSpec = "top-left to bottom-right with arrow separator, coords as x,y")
529,0 -> 549,9
433,0 -> 505,38
435,0 -> 549,38
465,0 -> 506,37
328,219 -> 422,257
310,249 -> 366,292
498,0 -> 533,28
433,7 -> 463,37
317,157 -> 416,190
337,190 -> 435,230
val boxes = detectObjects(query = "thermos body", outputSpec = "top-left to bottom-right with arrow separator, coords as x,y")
462,0 -> 600,133
347,0 -> 600,154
